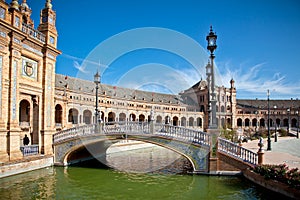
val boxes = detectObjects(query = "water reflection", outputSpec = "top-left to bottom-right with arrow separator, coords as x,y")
105,141 -> 191,173
0,166 -> 288,200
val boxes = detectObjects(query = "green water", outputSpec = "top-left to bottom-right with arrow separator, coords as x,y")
0,166 -> 285,200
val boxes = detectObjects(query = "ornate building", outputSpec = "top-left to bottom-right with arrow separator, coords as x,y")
0,0 -> 60,162
0,1 -> 299,162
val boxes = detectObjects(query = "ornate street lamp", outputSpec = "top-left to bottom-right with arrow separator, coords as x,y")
296,110 -> 299,139
287,108 -> 290,134
274,105 -> 278,142
94,71 -> 101,124
206,26 -> 218,129
255,111 -> 258,133
267,90 -> 271,151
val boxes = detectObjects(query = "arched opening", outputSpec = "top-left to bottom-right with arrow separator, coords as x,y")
68,108 -> 78,124
165,116 -> 170,124
172,116 -> 178,126
252,118 -> 257,127
156,116 -> 162,123
188,117 -> 194,127
83,110 -> 92,124
139,114 -> 145,122
237,118 -> 242,127
260,118 -> 265,127
197,117 -> 202,127
181,117 -> 186,126
129,113 -> 136,121
119,113 -> 126,121
19,99 -> 30,126
55,104 -> 63,126
108,112 -> 116,122
276,118 -> 280,127
245,118 -> 250,127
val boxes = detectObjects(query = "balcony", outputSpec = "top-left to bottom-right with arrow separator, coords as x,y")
20,145 -> 39,156
19,121 -> 30,130
21,23 -> 45,44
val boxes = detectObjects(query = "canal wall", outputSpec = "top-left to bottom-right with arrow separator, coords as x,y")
0,156 -> 53,178
243,169 -> 300,199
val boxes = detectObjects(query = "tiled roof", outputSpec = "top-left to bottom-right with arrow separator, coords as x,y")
237,99 -> 300,110
55,74 -> 191,106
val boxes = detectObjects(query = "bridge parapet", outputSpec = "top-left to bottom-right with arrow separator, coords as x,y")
155,124 -> 211,146
53,124 -> 97,144
218,138 -> 258,166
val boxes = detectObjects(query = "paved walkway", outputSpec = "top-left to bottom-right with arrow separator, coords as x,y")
242,136 -> 300,169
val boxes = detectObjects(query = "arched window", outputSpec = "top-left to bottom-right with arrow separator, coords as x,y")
197,117 -> 202,127
19,99 -> 30,125
237,118 -> 242,127
83,110 -> 92,124
189,117 -> 194,126
119,113 -> 126,121
181,117 -> 186,126
68,108 -> 78,124
173,116 -> 178,126
55,104 -> 63,125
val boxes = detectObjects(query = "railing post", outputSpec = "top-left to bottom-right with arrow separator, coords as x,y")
257,137 -> 264,165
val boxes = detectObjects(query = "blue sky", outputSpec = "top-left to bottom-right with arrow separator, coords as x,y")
26,0 -> 300,99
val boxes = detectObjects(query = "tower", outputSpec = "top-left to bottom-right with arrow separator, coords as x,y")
38,0 -> 61,154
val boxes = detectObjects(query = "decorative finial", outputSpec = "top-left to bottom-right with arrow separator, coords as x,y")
10,0 -> 19,10
45,0 -> 52,9
20,0 -> 30,11
210,25 -> 213,32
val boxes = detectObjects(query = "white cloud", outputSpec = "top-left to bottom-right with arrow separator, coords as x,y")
217,62 -> 300,99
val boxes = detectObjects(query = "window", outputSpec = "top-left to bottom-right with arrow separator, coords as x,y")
50,36 -> 55,45
15,16 -> 20,27
0,7 -> 5,19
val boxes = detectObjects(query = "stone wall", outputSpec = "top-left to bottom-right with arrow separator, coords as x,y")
0,156 -> 53,178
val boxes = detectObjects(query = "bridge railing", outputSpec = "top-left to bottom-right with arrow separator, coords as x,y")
218,138 -> 257,165
53,124 -> 96,144
155,124 -> 211,146
103,121 -> 150,134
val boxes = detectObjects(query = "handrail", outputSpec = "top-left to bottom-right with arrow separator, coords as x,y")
20,145 -> 39,156
155,124 -> 211,146
53,122 -> 210,146
218,138 -> 258,165
21,23 -> 46,43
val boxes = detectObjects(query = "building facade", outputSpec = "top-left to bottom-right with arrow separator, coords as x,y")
0,1 -> 299,162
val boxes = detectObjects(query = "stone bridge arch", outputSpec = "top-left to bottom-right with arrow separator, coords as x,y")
53,123 -> 211,173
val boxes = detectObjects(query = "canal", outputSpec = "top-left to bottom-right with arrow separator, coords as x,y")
0,142 -> 286,199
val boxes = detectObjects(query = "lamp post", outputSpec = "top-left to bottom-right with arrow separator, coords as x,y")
287,108 -> 290,134
94,71 -> 101,124
267,89 -> 271,151
255,111 -> 258,134
274,105 -> 278,142
296,110 -> 299,139
206,26 -> 218,129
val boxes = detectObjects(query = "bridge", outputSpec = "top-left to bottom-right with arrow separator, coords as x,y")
53,121 -> 258,174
